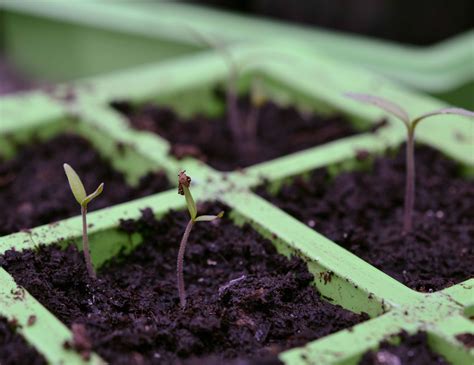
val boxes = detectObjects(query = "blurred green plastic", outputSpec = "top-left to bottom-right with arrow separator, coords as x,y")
1,0 -> 472,108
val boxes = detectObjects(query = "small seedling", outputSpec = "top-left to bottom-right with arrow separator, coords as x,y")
194,33 -> 253,156
186,27 -> 291,160
63,163 -> 104,279
241,77 -> 267,157
183,27 -> 245,149
177,171 -> 223,308
346,93 -> 473,233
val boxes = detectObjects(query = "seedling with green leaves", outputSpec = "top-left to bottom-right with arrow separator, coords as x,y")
63,163 -> 104,279
345,93 -> 474,233
177,171 -> 223,308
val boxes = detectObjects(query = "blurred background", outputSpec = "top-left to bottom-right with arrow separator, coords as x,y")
186,0 -> 474,45
1,0 -> 473,107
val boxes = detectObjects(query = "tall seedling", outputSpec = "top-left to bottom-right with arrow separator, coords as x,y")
346,93 -> 473,233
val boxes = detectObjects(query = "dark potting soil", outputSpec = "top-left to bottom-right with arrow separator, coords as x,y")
0,134 -> 171,236
358,331 -> 450,365
111,94 -> 364,171
1,204 -> 368,364
456,333 -> 474,349
0,317 -> 47,365
257,145 -> 474,292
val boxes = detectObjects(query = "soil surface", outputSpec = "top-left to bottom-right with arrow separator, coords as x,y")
456,333 -> 474,349
257,145 -> 474,292
359,331 -> 450,365
0,317 -> 47,365
112,94 -> 363,171
1,204 -> 368,364
0,134 -> 171,236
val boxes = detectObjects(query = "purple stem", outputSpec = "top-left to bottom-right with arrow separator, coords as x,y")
226,73 -> 242,145
403,129 -> 415,233
177,219 -> 195,308
81,206 -> 96,279
242,106 -> 260,159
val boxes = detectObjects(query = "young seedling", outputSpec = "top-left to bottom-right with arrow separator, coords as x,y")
185,27 -> 290,160
209,46 -> 282,162
177,171 -> 223,308
63,163 -> 104,279
183,27 -> 245,148
346,93 -> 474,233
241,77 -> 267,158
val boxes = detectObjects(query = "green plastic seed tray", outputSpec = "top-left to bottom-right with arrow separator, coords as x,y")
0,43 -> 472,364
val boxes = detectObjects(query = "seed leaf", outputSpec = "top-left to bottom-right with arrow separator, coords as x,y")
64,163 -> 87,205
178,171 -> 197,220
413,107 -> 474,129
195,211 -> 224,222
345,93 -> 410,126
183,185 -> 197,221
82,183 -> 104,206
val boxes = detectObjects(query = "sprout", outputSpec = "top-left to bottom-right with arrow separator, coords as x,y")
242,77 -> 267,157
345,93 -> 474,233
63,163 -> 104,279
183,28 -> 243,147
177,171 -> 223,308
186,28 -> 291,161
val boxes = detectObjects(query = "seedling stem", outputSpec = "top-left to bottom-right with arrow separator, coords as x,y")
81,206 -> 95,279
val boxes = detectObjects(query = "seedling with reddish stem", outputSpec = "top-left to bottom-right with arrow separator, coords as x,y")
186,29 -> 295,161
241,77 -> 267,158
64,163 -> 104,279
177,171 -> 223,308
346,93 -> 473,233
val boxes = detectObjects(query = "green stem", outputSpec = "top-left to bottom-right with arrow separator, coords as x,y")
81,206 -> 96,279
177,219 -> 194,308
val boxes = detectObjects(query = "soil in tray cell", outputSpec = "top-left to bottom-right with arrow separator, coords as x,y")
1,204 -> 368,364
112,93 -> 372,171
359,331 -> 451,365
257,145 -> 474,292
0,316 -> 47,365
0,133 -> 171,236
